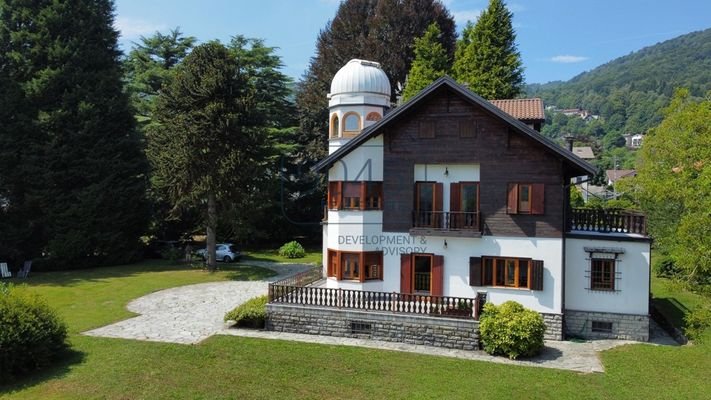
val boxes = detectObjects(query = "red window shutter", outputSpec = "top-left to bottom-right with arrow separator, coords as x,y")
450,182 -> 461,212
469,257 -> 482,286
507,183 -> 519,214
431,255 -> 444,296
531,183 -> 545,215
531,260 -> 544,290
400,254 -> 412,294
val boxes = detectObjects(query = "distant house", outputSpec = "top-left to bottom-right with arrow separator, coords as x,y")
572,146 -> 595,160
606,169 -> 637,186
557,108 -> 599,121
624,133 -> 645,149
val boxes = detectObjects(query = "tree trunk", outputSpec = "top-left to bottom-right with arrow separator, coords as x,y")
206,190 -> 217,271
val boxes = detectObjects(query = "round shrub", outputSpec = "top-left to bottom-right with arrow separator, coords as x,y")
684,304 -> 711,343
224,295 -> 268,328
479,301 -> 546,359
0,283 -> 68,382
278,241 -> 306,259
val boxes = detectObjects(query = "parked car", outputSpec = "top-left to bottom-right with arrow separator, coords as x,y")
195,243 -> 241,263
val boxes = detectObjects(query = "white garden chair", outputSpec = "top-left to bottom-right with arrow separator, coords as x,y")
0,262 -> 11,279
17,261 -> 32,279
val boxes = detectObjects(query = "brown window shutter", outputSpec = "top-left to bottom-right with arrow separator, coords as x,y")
531,260 -> 544,290
531,183 -> 545,215
400,254 -> 412,294
434,182 -> 444,212
450,182 -> 461,212
419,120 -> 435,138
335,250 -> 342,280
358,252 -> 365,283
459,119 -> 476,138
469,257 -> 482,286
327,250 -> 335,277
507,183 -> 519,214
431,255 -> 444,296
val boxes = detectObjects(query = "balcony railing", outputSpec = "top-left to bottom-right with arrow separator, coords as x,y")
412,211 -> 480,231
269,284 -> 488,320
568,208 -> 647,235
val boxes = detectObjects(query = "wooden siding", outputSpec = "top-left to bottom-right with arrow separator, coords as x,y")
383,87 -> 567,238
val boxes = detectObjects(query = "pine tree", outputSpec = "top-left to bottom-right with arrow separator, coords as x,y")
0,0 -> 149,268
452,0 -> 524,99
402,23 -> 450,101
148,39 -> 290,269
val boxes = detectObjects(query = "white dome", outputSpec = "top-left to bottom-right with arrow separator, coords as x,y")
330,59 -> 391,97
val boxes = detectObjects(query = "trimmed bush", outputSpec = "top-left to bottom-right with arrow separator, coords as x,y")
278,241 -> 306,259
0,283 -> 68,382
479,301 -> 546,359
224,295 -> 268,328
685,304 -> 711,343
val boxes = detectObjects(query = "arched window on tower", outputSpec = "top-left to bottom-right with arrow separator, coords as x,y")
342,112 -> 361,136
366,112 -> 382,122
330,114 -> 339,138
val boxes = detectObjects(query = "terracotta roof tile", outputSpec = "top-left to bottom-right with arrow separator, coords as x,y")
489,98 -> 545,121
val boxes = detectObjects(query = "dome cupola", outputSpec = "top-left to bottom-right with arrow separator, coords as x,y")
329,59 -> 391,99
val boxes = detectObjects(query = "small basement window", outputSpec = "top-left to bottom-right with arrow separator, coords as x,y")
591,321 -> 613,333
350,321 -> 372,334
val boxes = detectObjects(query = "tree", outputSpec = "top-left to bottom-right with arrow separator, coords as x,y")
402,22 -> 450,101
148,39 -> 290,269
452,0 -> 524,99
636,89 -> 711,283
0,0 -> 149,268
124,28 -> 196,122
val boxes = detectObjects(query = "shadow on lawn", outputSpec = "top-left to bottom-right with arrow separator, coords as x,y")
652,297 -> 691,329
0,347 -> 85,394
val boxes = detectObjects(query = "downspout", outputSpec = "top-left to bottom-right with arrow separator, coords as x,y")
561,161 -> 569,339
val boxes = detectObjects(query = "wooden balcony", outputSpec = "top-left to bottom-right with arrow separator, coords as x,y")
568,208 -> 647,236
410,210 -> 481,238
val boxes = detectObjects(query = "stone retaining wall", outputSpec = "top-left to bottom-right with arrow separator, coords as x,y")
267,304 -> 479,350
564,309 -> 649,341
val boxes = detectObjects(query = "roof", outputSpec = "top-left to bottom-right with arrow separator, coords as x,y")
572,146 -> 596,159
313,76 -> 596,176
606,169 -> 637,183
329,59 -> 391,98
489,98 -> 545,121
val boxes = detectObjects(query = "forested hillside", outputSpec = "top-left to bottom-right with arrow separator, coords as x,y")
527,28 -> 711,143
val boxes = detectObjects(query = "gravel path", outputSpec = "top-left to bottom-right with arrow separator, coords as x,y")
83,262 -> 313,344
84,261 -> 677,373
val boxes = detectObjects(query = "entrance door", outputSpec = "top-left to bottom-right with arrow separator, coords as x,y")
413,255 -> 432,294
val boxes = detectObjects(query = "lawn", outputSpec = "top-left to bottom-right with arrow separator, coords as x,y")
1,261 -> 710,399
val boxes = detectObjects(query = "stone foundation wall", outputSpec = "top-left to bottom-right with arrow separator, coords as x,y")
564,309 -> 649,341
267,304 -> 479,350
542,313 -> 564,340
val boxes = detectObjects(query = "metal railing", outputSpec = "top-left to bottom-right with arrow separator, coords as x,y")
412,211 -> 480,231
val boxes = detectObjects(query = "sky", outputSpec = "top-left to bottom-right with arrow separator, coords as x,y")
114,0 -> 711,84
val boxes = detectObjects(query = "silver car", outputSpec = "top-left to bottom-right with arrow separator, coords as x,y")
195,243 -> 241,263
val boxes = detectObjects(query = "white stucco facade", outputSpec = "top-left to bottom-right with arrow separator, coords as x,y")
565,237 -> 651,315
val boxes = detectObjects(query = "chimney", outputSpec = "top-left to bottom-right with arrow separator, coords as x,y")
564,135 -> 574,151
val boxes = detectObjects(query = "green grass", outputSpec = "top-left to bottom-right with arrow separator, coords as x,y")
651,275 -> 708,331
1,261 -> 710,399
242,247 -> 321,264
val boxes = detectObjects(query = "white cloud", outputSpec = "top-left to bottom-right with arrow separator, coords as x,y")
550,55 -> 589,63
114,17 -> 166,40
452,9 -> 482,27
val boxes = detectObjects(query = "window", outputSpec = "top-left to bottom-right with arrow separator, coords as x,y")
414,182 -> 442,228
327,249 -> 383,282
472,256 -> 543,290
591,259 -> 615,291
507,183 -> 545,215
365,112 -> 381,122
592,321 -> 613,333
342,182 -> 361,210
450,182 -> 479,229
343,112 -> 360,132
341,253 -> 360,280
330,114 -> 339,138
328,181 -> 382,211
